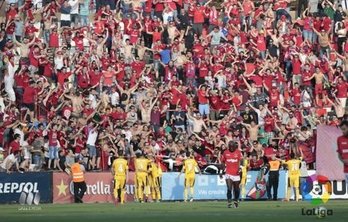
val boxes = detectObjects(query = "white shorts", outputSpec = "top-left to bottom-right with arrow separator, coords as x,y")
225,174 -> 241,182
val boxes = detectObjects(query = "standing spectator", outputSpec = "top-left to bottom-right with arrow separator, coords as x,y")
47,123 -> 61,170
69,0 -> 79,26
207,26 -> 228,48
59,0 -> 72,27
86,122 -> 99,170
79,0 -> 91,26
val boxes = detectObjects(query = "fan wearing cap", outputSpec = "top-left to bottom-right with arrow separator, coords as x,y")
220,141 -> 243,208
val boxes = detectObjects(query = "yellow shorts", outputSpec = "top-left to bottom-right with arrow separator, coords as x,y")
288,175 -> 300,188
136,173 -> 148,187
114,176 -> 126,189
185,176 -> 195,187
148,176 -> 160,188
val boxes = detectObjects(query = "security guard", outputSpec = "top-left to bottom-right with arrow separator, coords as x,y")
70,159 -> 87,203
266,155 -> 281,200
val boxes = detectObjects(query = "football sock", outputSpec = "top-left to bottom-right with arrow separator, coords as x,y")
241,185 -> 246,199
227,189 -> 232,201
234,188 -> 240,201
184,187 -> 188,201
120,189 -> 125,203
157,191 -> 161,201
287,187 -> 291,201
152,188 -> 156,200
113,188 -> 119,199
156,187 -> 161,200
295,187 -> 299,201
138,186 -> 143,201
190,187 -> 194,198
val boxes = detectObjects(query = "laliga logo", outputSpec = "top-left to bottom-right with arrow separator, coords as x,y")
301,174 -> 331,205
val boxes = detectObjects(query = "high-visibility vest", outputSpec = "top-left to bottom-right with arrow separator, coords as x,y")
269,160 -> 281,171
71,163 -> 84,182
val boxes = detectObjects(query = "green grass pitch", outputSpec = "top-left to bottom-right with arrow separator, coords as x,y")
1,200 -> 347,222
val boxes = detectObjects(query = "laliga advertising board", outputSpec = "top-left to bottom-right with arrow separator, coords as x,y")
305,170 -> 348,199
0,172 -> 52,203
53,172 -> 136,203
161,171 -> 288,200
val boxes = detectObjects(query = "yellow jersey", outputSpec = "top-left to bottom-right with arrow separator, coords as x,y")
183,158 -> 198,177
285,159 -> 301,176
241,159 -> 248,175
149,162 -> 160,178
135,158 -> 150,174
112,158 -> 128,177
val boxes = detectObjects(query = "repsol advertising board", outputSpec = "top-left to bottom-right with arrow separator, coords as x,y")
0,172 -> 52,203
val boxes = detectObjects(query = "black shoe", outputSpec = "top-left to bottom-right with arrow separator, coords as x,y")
233,201 -> 239,208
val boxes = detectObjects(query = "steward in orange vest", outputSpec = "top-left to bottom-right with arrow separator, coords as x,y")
70,160 -> 87,203
265,155 -> 281,200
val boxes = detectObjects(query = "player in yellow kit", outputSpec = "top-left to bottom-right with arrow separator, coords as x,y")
179,152 -> 200,202
283,153 -> 302,201
240,157 -> 249,200
111,151 -> 129,204
148,155 -> 162,202
134,153 -> 150,203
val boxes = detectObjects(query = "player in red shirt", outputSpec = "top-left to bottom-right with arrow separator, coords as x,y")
338,121 -> 348,183
220,141 -> 243,208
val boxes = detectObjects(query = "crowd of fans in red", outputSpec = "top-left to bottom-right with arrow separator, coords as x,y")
0,0 -> 347,173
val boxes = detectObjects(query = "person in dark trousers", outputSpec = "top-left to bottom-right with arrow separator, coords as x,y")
70,159 -> 87,203
266,155 -> 281,200
297,0 -> 308,18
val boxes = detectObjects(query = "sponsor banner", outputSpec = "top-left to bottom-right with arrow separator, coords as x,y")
306,170 -> 348,200
0,172 -> 52,203
161,171 -> 287,200
316,125 -> 345,181
53,172 -> 135,203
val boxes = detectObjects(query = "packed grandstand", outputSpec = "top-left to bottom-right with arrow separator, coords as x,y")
0,0 -> 347,178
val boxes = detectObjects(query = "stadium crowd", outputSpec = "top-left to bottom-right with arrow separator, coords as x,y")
0,0 -> 347,174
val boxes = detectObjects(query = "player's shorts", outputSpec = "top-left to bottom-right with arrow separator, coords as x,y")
136,173 -> 148,187
185,176 -> 195,187
225,174 -> 241,182
114,176 -> 126,190
148,176 -> 160,188
288,175 -> 300,188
